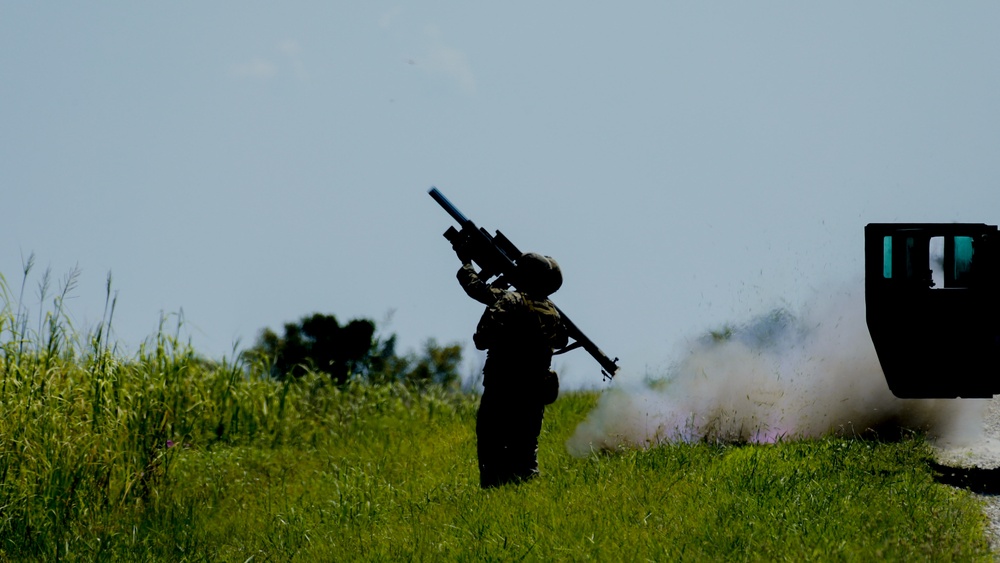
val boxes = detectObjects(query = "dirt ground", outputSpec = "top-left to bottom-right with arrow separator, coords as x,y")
932,398 -> 1000,555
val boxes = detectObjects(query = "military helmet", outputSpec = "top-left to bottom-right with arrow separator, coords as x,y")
517,252 -> 562,297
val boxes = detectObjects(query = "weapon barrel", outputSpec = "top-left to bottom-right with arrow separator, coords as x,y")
428,187 -> 470,225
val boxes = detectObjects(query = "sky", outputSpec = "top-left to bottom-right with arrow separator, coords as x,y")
3,3 -> 1000,389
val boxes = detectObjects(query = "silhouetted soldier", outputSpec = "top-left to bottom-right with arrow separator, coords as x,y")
455,250 -> 567,488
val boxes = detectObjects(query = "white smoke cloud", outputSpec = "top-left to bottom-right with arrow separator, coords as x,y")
568,281 -> 989,457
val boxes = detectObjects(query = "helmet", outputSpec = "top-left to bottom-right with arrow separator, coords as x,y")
517,252 -> 562,297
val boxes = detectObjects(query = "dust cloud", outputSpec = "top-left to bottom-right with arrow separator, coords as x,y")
567,282 -> 990,457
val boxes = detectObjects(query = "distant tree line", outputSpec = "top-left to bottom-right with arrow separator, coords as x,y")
242,313 -> 463,388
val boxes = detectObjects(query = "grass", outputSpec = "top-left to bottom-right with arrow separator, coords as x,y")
0,266 -> 992,561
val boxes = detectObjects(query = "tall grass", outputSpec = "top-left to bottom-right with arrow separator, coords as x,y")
0,263 -> 991,561
0,262 -> 389,559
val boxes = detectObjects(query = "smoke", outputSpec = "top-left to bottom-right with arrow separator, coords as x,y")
567,281 -> 990,457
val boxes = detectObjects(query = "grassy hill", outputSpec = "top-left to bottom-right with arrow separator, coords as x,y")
0,342 -> 991,561
0,276 -> 990,560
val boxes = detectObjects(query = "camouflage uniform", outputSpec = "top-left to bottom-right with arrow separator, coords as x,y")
457,260 -> 567,488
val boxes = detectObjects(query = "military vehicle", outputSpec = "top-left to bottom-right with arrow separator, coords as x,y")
865,223 -> 999,398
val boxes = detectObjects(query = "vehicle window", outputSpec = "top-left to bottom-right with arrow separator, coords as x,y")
953,236 -> 975,285
883,236 -> 892,278
930,236 -> 944,288
905,236 -> 918,280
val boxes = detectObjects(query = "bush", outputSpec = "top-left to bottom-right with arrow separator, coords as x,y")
244,314 -> 464,388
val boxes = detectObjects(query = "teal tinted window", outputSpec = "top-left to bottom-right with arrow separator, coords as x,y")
953,236 -> 974,283
883,236 -> 892,278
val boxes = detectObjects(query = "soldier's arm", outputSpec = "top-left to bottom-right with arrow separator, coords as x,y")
457,263 -> 504,305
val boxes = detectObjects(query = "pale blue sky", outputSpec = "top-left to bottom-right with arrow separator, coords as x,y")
3,3 -> 999,387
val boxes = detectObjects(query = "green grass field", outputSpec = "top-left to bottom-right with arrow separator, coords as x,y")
0,358 -> 991,561
0,274 -> 992,561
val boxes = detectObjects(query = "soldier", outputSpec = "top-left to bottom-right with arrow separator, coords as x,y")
455,249 -> 568,488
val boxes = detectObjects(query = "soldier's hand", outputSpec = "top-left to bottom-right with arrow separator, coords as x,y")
453,243 -> 474,264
